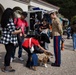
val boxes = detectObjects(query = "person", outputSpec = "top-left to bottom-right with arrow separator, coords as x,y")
71,20 -> 76,51
11,11 -> 28,61
22,34 -> 49,69
30,15 -> 35,30
34,20 -> 41,35
67,26 -> 71,39
40,19 -> 50,50
50,12 -> 63,67
0,8 -> 21,72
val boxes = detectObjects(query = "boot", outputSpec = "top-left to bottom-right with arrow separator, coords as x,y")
1,66 -> 6,72
1,66 -> 15,72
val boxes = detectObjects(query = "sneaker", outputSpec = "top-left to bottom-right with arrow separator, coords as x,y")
18,57 -> 24,61
11,58 -> 14,62
1,66 -> 5,72
74,50 -> 76,52
73,49 -> 76,51
11,58 -> 16,62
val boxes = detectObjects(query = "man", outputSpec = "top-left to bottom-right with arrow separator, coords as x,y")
50,12 -> 63,67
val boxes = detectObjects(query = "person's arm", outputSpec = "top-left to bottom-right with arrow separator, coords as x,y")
38,44 -> 53,55
12,29 -> 21,35
23,33 -> 27,38
7,22 -> 21,35
37,44 -> 48,52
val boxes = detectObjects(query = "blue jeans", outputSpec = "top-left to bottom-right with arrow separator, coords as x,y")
22,47 -> 38,67
72,33 -> 76,50
18,37 -> 24,58
30,53 -> 38,66
67,32 -> 71,39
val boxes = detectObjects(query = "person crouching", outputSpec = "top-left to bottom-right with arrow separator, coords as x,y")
22,34 -> 49,71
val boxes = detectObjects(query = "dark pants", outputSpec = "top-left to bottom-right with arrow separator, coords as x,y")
22,46 -> 31,67
4,43 -> 15,66
11,35 -> 24,58
54,36 -> 61,65
11,46 -> 16,58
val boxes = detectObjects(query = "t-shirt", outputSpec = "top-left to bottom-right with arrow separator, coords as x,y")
14,18 -> 28,34
22,38 -> 39,48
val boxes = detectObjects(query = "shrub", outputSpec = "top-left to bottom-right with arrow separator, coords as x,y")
71,16 -> 76,25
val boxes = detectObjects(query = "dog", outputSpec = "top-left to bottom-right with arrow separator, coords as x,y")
37,52 -> 53,68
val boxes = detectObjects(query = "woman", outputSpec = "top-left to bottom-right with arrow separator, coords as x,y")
0,8 -> 21,72
22,34 -> 49,70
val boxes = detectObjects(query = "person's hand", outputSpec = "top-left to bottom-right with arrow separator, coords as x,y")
24,34 -> 27,38
20,33 -> 22,36
44,50 -> 49,53
12,29 -> 21,35
61,37 -> 65,42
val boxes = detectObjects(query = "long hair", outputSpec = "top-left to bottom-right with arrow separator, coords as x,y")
1,8 -> 14,28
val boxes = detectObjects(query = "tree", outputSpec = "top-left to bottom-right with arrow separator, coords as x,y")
71,16 -> 76,24
44,0 -> 76,21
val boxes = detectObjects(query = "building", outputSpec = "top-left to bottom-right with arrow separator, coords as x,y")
0,0 -> 59,29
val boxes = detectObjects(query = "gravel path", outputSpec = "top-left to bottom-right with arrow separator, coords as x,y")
0,36 -> 76,75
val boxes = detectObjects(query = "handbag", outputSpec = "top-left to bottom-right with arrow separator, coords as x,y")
29,38 -> 34,53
